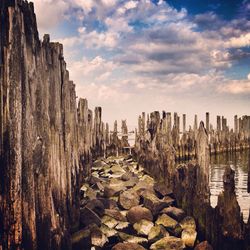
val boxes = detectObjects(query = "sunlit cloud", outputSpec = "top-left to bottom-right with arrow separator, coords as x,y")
32,0 -> 250,126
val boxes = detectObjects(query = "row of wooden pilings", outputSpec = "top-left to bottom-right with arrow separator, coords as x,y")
134,111 -> 250,162
133,111 -> 250,250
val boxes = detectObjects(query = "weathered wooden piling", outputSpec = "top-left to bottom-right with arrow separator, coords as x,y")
216,166 -> 244,249
0,2 -> 87,245
234,115 -> 238,134
196,122 -> 210,202
248,140 -> 250,193
0,1 -> 124,249
194,114 -> 198,131
183,114 -> 186,133
206,112 -> 210,133
217,116 -> 221,132
135,110 -> 249,249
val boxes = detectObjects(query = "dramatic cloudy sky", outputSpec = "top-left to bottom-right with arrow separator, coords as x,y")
32,0 -> 250,129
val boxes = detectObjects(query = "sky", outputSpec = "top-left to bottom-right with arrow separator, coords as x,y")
32,0 -> 250,129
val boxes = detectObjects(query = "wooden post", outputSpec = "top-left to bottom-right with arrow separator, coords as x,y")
196,121 -> 210,202
177,115 -> 180,133
248,139 -> 250,193
174,112 -> 178,128
183,114 -> 186,133
166,112 -> 172,132
217,115 -> 221,132
222,116 -> 227,131
234,115 -> 238,134
142,112 -> 146,136
206,112 -> 210,132
194,114 -> 198,131
138,115 -> 142,136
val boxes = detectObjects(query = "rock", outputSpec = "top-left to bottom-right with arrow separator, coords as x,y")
104,209 -> 127,222
124,177 -> 140,188
80,184 -> 89,194
141,175 -> 155,186
133,219 -> 154,236
102,215 -> 119,229
105,179 -> 128,196
109,178 -> 124,186
194,241 -> 213,250
160,207 -> 185,222
112,242 -> 146,250
80,207 -> 101,227
154,182 -> 173,198
133,181 -> 153,195
80,198 -> 88,208
105,156 -> 117,163
170,223 -> 183,237
93,160 -> 108,170
148,225 -> 169,243
119,189 -> 140,210
135,165 -> 145,175
95,182 -> 105,192
100,172 -> 113,178
98,198 -> 118,209
85,187 -> 97,200
91,226 -> 108,247
150,236 -> 185,250
111,172 -> 127,179
71,229 -> 91,250
102,164 -> 112,173
127,206 -> 153,224
110,196 -> 119,203
118,232 -> 148,245
124,154 -> 133,161
155,214 -> 178,230
115,221 -> 130,230
142,190 -> 171,215
121,172 -> 136,181
100,224 -> 118,238
104,185 -> 124,198
180,216 -> 196,230
89,176 -> 102,185
85,199 -> 105,217
92,171 -> 100,178
120,210 -> 128,217
181,228 -> 197,247
110,165 -> 126,174
133,176 -> 155,195
162,196 -> 175,206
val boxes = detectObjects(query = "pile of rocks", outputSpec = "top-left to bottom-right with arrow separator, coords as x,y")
71,156 -> 212,250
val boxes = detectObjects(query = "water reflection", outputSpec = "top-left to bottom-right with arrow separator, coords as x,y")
210,150 -> 250,222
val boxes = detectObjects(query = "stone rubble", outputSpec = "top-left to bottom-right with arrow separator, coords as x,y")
72,156 -> 206,250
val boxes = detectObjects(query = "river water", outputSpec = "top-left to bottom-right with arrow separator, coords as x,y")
210,150 -> 250,223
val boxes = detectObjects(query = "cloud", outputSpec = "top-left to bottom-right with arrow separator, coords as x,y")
105,17 -> 133,33
226,33 -> 250,48
67,56 -> 117,82
76,83 -> 130,103
33,0 -> 70,33
194,12 -> 223,30
31,0 -> 250,126
124,1 -> 138,10
59,29 -> 119,49
33,0 -> 249,81
218,73 -> 250,94
50,0 -> 249,90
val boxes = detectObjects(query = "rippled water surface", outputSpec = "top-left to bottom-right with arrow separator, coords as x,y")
210,150 -> 250,222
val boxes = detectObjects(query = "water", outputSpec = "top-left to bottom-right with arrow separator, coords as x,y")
210,150 -> 250,223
